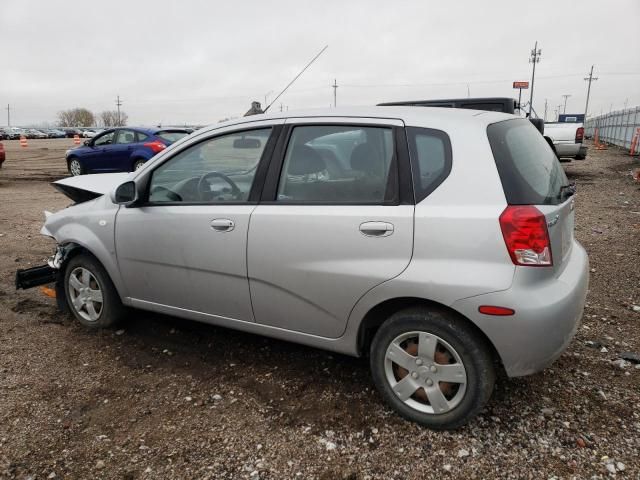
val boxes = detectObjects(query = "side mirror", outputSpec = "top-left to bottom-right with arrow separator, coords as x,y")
112,181 -> 138,206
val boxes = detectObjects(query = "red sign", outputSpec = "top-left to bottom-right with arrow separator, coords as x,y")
513,81 -> 529,89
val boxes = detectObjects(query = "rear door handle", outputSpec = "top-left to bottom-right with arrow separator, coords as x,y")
210,218 -> 235,232
359,221 -> 394,237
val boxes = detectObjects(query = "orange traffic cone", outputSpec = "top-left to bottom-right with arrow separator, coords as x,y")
594,128 -> 607,150
630,127 -> 640,157
73,134 -> 80,145
19,136 -> 28,147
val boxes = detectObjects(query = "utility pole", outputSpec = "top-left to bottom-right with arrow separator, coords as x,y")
583,65 -> 598,120
544,99 -> 548,122
264,91 -> 273,109
467,84 -> 470,98
528,41 -> 541,117
280,103 -> 283,112
6,104 -> 10,127
332,79 -> 338,107
556,105 -> 562,121
115,95 -> 123,126
561,94 -> 571,113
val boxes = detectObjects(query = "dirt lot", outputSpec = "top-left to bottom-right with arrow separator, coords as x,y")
0,138 -> 639,479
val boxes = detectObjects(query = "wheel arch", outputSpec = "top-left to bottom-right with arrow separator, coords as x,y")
356,297 -> 503,370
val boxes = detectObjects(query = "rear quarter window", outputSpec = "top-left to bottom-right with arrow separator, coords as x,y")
487,119 -> 568,205
406,127 -> 452,202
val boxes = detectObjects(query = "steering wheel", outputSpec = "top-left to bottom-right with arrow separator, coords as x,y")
197,171 -> 242,201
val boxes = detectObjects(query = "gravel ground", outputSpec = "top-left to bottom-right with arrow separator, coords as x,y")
0,139 -> 639,479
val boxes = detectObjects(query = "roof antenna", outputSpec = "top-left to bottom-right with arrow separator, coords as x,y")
263,45 -> 328,113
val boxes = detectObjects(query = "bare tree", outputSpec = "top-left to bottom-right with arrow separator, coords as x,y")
98,110 -> 128,127
57,108 -> 96,127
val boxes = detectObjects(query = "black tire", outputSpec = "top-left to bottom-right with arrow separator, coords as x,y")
575,154 -> 586,160
64,253 -> 125,329
370,307 -> 495,430
68,157 -> 84,176
132,158 -> 146,171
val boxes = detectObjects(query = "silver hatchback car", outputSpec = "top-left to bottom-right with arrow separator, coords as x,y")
18,107 -> 589,429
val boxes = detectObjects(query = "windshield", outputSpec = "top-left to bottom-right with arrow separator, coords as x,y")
487,119 -> 569,205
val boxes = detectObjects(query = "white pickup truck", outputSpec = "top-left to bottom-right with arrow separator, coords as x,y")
544,122 -> 588,160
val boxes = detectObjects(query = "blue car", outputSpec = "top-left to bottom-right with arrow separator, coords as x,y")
65,127 -> 191,176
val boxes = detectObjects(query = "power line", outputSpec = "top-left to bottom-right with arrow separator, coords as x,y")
583,65 -> 598,119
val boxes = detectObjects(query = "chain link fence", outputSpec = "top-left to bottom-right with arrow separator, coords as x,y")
584,106 -> 640,151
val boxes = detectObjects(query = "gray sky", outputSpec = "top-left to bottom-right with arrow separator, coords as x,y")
1,0 -> 639,126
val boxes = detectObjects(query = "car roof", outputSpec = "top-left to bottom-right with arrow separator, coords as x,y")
201,106 -> 515,135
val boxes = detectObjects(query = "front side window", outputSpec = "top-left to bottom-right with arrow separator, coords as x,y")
93,131 -> 115,146
148,128 -> 271,203
277,125 -> 396,203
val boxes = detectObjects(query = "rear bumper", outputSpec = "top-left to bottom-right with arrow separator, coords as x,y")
554,142 -> 581,158
452,241 -> 589,377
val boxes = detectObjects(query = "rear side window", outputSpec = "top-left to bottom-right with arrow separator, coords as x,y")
488,119 -> 568,205
406,127 -> 452,202
276,125 -> 397,204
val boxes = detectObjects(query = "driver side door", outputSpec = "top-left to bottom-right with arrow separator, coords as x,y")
114,122 -> 282,323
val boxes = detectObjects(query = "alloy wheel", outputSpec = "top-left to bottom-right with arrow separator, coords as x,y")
384,331 -> 467,414
68,267 -> 103,322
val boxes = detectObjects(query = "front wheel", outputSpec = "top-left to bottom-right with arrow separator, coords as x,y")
64,254 -> 125,328
370,308 -> 495,430
69,158 -> 84,176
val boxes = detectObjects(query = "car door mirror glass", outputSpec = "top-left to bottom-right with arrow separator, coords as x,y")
113,181 -> 138,205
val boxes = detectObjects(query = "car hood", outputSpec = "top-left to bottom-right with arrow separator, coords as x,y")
53,173 -> 131,203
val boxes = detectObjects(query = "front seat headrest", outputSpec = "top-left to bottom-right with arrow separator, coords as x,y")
350,143 -> 382,175
287,145 -> 326,175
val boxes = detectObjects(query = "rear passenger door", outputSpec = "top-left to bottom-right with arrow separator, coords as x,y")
112,129 -> 139,171
247,118 -> 415,338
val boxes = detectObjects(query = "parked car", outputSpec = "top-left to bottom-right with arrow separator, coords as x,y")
16,107 -> 589,429
0,142 -> 5,167
378,97 -> 555,155
0,130 -> 7,141
544,122 -> 587,160
5,127 -> 25,140
64,128 -> 85,138
46,129 -> 67,139
82,129 -> 98,138
65,127 -> 191,175
25,129 -> 47,139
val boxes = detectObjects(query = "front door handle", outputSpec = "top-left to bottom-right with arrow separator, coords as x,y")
210,218 -> 235,232
359,221 -> 394,237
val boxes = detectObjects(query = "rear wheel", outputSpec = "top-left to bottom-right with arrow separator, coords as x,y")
132,159 -> 146,171
69,158 -> 84,176
370,308 -> 495,429
64,254 -> 125,328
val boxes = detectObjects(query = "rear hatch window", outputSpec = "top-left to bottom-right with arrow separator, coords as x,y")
156,130 -> 190,143
487,119 -> 568,205
488,118 -> 575,272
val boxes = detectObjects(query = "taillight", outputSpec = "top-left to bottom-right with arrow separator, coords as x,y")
499,205 -> 552,266
575,127 -> 584,143
144,140 -> 167,154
